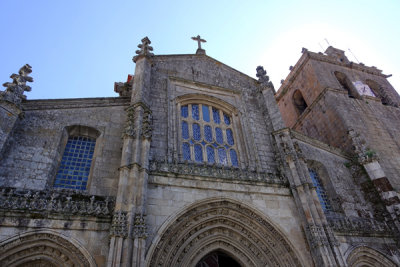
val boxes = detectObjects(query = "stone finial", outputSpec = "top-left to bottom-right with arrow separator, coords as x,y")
256,66 -> 274,90
133,37 -> 154,63
1,64 -> 33,106
191,35 -> 206,55
325,46 -> 349,64
301,47 -> 308,53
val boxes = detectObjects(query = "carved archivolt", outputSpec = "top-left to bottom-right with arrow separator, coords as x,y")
147,198 -> 303,267
0,230 -> 96,267
346,246 -> 397,267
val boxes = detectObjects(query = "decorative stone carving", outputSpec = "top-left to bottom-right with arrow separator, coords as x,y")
256,66 -> 274,90
346,246 -> 397,267
123,105 -> 137,138
326,213 -> 392,236
0,187 -> 114,218
0,232 -> 93,266
348,129 -> 378,164
110,210 -> 128,238
132,213 -> 147,238
1,64 -> 33,106
149,160 -> 285,184
305,223 -> 329,248
141,109 -> 152,139
148,199 -> 302,267
132,37 -> 154,63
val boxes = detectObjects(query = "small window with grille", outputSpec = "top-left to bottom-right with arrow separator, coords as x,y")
309,168 -> 332,212
180,103 -> 239,167
54,135 -> 96,190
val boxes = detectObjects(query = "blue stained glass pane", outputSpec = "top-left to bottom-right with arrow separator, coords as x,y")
218,148 -> 227,165
212,108 -> 220,124
202,105 -> 210,122
189,139 -> 194,145
192,104 -> 199,120
309,169 -> 332,212
54,136 -> 95,190
212,143 -> 218,148
193,123 -> 201,141
207,146 -> 215,164
181,105 -> 188,118
183,143 -> 191,160
182,121 -> 189,139
226,129 -> 234,145
215,128 -> 223,144
230,149 -> 238,167
224,113 -> 231,125
204,125 -> 212,142
201,141 -> 206,146
194,144 -> 203,162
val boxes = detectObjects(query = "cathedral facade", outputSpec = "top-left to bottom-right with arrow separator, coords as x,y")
0,37 -> 399,266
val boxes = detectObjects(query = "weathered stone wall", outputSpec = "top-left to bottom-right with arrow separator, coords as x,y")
0,98 -> 129,196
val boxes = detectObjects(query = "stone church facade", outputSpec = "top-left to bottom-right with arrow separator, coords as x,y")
0,37 -> 399,266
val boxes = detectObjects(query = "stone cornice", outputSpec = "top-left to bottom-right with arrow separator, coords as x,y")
22,97 -> 130,110
276,51 -> 389,101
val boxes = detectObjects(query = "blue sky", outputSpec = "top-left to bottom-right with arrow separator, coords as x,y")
1,0 -> 400,99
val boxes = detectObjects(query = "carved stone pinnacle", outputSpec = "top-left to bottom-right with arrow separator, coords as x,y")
133,37 -> 154,63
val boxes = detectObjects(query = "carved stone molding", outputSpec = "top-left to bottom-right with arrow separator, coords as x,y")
149,160 -> 285,185
326,213 -> 392,237
0,231 -> 94,267
132,213 -> 148,238
147,199 -> 302,267
122,104 -> 152,140
0,187 -> 114,218
110,210 -> 128,238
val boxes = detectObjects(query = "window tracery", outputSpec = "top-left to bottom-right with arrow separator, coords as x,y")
309,168 -> 332,212
180,103 -> 239,166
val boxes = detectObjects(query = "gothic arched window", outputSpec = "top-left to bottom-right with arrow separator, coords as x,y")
309,168 -> 332,212
366,79 -> 391,106
180,104 -> 239,167
54,125 -> 100,190
292,90 -> 308,115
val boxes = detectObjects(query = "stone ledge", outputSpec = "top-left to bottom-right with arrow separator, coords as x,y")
22,97 -> 130,110
326,213 -> 393,237
0,188 -> 115,219
149,160 -> 287,186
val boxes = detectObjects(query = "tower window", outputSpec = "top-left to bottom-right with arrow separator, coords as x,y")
334,71 -> 359,98
309,168 -> 332,212
292,90 -> 308,115
180,103 -> 239,167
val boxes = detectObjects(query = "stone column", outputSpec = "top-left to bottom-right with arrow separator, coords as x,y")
107,37 -> 153,267
273,129 -> 345,266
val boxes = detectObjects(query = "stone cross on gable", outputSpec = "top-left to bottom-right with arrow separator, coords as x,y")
191,35 -> 206,55
133,36 -> 154,63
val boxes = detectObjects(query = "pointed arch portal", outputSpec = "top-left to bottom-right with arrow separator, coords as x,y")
147,199 -> 302,267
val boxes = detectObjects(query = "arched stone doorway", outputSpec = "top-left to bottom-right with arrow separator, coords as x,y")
196,250 -> 241,267
0,230 -> 96,267
147,198 -> 303,266
346,246 -> 397,267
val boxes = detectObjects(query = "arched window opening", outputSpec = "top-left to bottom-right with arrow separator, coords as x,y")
334,71 -> 358,98
54,125 -> 100,190
196,251 -> 241,267
180,103 -> 239,167
292,90 -> 308,115
309,168 -> 333,212
366,79 -> 390,105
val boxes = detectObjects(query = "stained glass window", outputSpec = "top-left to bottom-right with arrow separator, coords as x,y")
181,105 -> 188,118
215,128 -> 223,144
218,148 -> 227,165
202,105 -> 210,122
182,121 -> 189,139
192,104 -> 199,120
212,108 -> 220,124
204,125 -> 213,142
193,123 -> 201,141
309,168 -> 332,212
183,142 -> 191,160
207,146 -> 215,164
223,113 -> 230,125
194,144 -> 203,162
180,103 -> 238,167
54,136 -> 95,190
